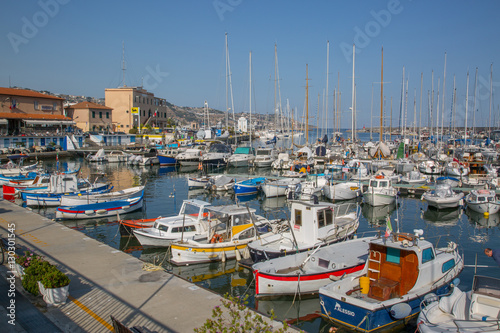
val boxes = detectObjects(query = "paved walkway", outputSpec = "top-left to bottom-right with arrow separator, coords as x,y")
0,199 -> 290,332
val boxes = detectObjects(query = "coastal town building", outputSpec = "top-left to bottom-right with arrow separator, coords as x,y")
0,87 -> 72,135
104,86 -> 170,132
65,101 -> 113,133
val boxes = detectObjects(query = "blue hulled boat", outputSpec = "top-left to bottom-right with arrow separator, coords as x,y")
318,229 -> 463,332
233,177 -> 266,196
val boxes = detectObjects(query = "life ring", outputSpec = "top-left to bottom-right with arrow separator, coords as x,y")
462,162 -> 469,168
210,234 -> 223,243
375,175 -> 384,179
307,165 -> 311,173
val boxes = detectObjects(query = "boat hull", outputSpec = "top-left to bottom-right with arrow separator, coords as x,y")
363,192 -> 396,206
55,196 -> 143,219
466,201 -> 500,214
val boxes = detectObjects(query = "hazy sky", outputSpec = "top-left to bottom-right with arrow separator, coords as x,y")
1,0 -> 499,129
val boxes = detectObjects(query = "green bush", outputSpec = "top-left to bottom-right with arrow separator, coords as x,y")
194,293 -> 290,333
21,259 -> 52,296
40,267 -> 70,289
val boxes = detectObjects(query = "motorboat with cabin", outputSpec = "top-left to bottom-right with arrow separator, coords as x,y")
363,175 -> 398,206
421,183 -> 464,209
465,189 -> 500,214
318,229 -> 463,332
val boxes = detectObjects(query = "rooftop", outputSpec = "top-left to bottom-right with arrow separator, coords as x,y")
0,87 -> 64,100
66,101 -> 112,110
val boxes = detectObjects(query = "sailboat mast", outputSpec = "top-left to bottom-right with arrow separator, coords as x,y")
351,44 -> 356,141
442,53 -> 447,144
380,46 -> 384,142
226,34 -> 236,145
489,64 -> 493,139
419,73 -> 423,141
326,41 -> 329,140
249,51 -> 252,145
274,44 -> 278,133
306,64 -> 309,145
465,71 -> 469,146
225,33 -> 229,131
370,84 -> 374,141
472,67 -> 478,139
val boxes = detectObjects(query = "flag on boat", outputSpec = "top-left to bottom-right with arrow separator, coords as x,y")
385,216 -> 393,238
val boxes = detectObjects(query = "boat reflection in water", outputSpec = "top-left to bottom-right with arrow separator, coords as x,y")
422,207 -> 462,226
466,209 -> 500,229
362,201 -> 396,225
255,297 -> 322,327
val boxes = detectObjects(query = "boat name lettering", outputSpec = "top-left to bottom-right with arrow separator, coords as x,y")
334,302 -> 355,317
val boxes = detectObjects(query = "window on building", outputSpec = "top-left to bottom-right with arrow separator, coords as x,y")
99,111 -> 102,118
92,111 -> 95,118
34,101 -> 39,109
53,102 -> 57,110
106,112 -> 109,119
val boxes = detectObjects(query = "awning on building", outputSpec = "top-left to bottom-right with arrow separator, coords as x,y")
24,120 -> 75,126
0,119 -> 7,125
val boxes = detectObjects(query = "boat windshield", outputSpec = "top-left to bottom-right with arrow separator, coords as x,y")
181,203 -> 203,217
473,276 -> 500,298
256,150 -> 270,156
234,147 -> 252,154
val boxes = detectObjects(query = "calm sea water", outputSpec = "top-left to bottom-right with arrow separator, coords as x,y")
23,131 -> 500,333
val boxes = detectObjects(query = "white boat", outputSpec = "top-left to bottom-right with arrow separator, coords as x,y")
419,160 -> 443,175
271,152 -> 290,170
177,147 -> 204,167
86,148 -> 107,163
318,230 -> 463,332
226,146 -> 255,168
422,184 -> 464,209
400,171 -> 428,185
252,236 -> 374,298
298,173 -> 331,201
418,275 -> 500,333
56,192 -> 144,220
247,200 -> 359,263
132,199 -> 211,247
187,174 -> 210,188
444,161 -> 469,177
261,178 -> 301,198
394,158 -> 415,174
59,186 -> 145,206
465,189 -> 500,214
206,175 -> 234,192
323,181 -> 362,201
170,205 -> 281,265
106,151 -> 131,163
462,176 -> 488,189
201,143 -> 231,168
363,176 -> 397,206
253,148 -> 276,168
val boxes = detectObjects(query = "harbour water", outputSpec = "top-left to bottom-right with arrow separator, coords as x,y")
15,130 -> 500,332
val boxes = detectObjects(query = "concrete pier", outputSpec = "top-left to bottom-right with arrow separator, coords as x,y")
0,199 -> 290,332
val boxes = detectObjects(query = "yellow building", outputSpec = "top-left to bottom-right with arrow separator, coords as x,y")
65,101 -> 113,133
104,86 -> 170,133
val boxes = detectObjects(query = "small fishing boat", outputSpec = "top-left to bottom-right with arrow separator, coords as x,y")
56,191 -> 144,220
132,199 -> 211,247
417,275 -> 500,333
253,148 -> 276,168
436,176 -> 460,188
318,230 -> 463,332
226,146 -> 255,168
394,158 -> 415,174
252,236 -> 374,298
462,176 -> 488,189
465,189 -> 500,214
233,177 -> 266,196
271,152 -> 290,170
201,143 -> 231,168
176,147 -> 205,167
261,178 -> 302,198
323,181 -> 362,201
247,200 -> 359,263
206,175 -> 234,192
157,147 -> 180,166
445,161 -> 469,177
86,148 -> 107,163
170,205 -> 280,265
187,174 -> 210,188
422,184 -> 464,209
106,150 -> 131,163
400,170 -> 428,185
59,186 -> 145,206
419,160 -> 443,175
363,175 -> 398,206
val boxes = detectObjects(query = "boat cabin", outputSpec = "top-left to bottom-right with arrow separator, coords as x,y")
289,200 -> 355,244
366,232 -> 458,301
468,189 -> 496,203
368,176 -> 392,189
470,275 -> 500,320
206,205 -> 268,242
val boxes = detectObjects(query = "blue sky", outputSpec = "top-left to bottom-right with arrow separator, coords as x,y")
1,0 -> 499,129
